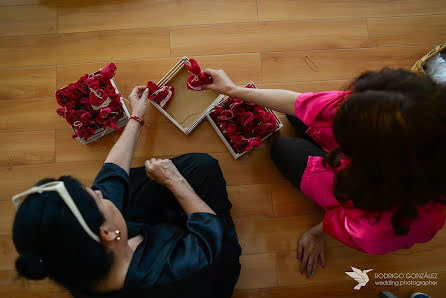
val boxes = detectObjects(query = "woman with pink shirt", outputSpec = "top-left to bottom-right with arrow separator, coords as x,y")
204,68 -> 446,278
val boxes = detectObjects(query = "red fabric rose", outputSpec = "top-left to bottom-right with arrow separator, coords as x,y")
239,111 -> 254,126
56,107 -> 66,118
146,81 -> 175,110
210,105 -> 223,118
100,63 -> 117,81
219,110 -> 234,121
80,112 -> 93,126
243,137 -> 263,151
184,58 -> 213,91
221,123 -> 237,137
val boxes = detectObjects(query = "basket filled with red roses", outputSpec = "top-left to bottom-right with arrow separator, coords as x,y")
206,83 -> 283,159
55,63 -> 130,144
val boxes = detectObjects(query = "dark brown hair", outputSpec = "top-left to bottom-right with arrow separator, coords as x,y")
324,68 -> 446,235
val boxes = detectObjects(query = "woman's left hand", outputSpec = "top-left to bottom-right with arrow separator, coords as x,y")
128,86 -> 150,118
144,158 -> 184,189
297,222 -> 326,278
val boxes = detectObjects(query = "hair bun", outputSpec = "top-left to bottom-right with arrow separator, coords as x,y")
15,253 -> 48,280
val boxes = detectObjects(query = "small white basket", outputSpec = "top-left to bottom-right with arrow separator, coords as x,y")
59,69 -> 130,144
206,82 -> 283,159
151,56 -> 224,135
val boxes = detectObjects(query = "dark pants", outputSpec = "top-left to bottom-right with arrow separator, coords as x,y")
270,115 -> 327,190
127,153 -> 232,226
125,153 -> 240,298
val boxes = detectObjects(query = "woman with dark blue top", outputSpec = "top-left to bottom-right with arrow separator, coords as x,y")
11,86 -> 241,297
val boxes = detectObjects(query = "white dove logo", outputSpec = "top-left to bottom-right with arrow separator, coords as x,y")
345,267 -> 373,290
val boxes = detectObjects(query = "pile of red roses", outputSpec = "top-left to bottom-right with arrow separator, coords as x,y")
55,63 -> 125,141
210,84 -> 278,154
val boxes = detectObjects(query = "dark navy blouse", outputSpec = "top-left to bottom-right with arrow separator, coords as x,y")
78,162 -> 241,298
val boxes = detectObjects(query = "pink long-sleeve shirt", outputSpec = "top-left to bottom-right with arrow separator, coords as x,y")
296,91 -> 446,255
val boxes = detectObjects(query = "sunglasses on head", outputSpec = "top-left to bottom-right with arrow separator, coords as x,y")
12,181 -> 100,243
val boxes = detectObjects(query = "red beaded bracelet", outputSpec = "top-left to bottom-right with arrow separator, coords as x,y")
130,115 -> 144,126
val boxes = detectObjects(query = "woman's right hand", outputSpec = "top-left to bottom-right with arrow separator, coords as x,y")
128,86 -> 150,118
203,68 -> 238,96
144,158 -> 184,188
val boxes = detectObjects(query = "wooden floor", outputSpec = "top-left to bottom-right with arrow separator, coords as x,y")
0,0 -> 445,297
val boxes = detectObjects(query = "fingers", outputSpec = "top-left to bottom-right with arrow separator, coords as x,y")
311,255 -> 318,276
299,251 -> 308,275
130,85 -> 145,95
306,255 -> 314,278
140,88 -> 150,101
144,159 -> 151,168
145,158 -> 169,168
203,68 -> 217,77
202,83 -> 214,90
320,249 -> 326,268
297,239 -> 303,261
144,160 -> 153,179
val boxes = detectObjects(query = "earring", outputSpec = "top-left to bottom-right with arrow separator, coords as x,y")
115,230 -> 121,241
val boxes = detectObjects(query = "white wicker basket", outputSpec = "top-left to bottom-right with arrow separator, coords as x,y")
206,82 -> 283,159
59,69 -> 130,144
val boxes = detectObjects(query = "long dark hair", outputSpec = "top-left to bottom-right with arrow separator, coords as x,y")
12,176 -> 113,292
324,68 -> 446,235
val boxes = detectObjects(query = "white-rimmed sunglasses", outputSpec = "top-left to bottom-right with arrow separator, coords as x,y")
11,181 -> 100,243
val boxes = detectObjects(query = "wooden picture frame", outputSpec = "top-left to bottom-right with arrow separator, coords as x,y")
151,56 -> 225,135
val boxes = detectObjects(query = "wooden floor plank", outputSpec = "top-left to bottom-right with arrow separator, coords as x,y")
0,0 -> 41,5
258,80 -> 350,93
398,274 -> 446,298
55,129 -> 120,163
261,46 -> 433,83
233,281 -> 398,298
0,28 -> 170,68
0,161 -> 103,199
235,214 -> 347,255
236,253 -> 277,290
55,28 -> 170,65
55,121 -> 229,163
0,271 -> 61,298
228,184 -> 273,219
56,54 -> 263,95
368,15 -> 446,47
0,131 -> 55,166
272,182 -> 321,217
0,5 -> 57,37
0,201 -> 14,236
0,34 -> 58,67
258,0 -> 446,21
0,98 -> 66,132
0,236 -> 17,271
171,19 -> 368,56
0,67 -> 56,100
212,150 -> 289,186
277,237 -> 446,287
57,0 -> 257,33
